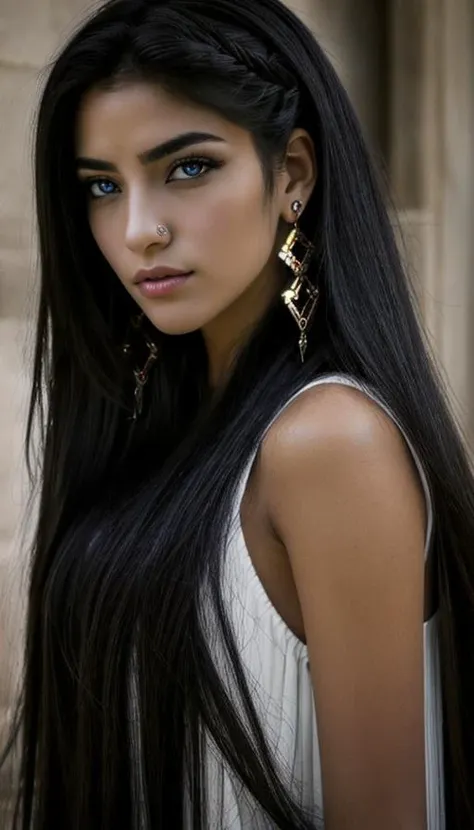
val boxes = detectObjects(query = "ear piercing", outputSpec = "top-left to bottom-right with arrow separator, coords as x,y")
291,199 -> 303,217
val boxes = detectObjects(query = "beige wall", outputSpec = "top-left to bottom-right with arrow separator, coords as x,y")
1,0 -> 473,813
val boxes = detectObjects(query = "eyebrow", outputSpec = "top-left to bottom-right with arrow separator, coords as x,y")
75,131 -> 225,172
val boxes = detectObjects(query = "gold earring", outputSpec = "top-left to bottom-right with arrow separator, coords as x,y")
279,199 -> 319,362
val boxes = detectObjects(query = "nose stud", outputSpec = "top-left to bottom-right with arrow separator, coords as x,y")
156,224 -> 171,240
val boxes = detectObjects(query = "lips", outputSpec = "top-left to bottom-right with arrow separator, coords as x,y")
136,272 -> 192,298
133,266 -> 193,284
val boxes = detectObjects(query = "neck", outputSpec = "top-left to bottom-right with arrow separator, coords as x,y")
202,264 -> 283,389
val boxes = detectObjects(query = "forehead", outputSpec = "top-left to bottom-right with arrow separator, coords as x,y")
75,80 -> 247,156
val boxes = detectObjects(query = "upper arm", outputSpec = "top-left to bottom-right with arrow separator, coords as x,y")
263,385 -> 427,830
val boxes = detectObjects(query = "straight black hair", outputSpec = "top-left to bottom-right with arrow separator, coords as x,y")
3,0 -> 474,827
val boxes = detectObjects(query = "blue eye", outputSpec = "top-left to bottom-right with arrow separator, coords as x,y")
183,162 -> 204,177
88,179 -> 119,199
168,157 -> 221,182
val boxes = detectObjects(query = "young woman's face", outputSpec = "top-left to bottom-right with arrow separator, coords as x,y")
75,80 -> 294,341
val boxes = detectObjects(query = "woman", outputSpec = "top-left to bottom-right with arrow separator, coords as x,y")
2,0 -> 474,827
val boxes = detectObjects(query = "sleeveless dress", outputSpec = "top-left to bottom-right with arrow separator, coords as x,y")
199,374 -> 445,828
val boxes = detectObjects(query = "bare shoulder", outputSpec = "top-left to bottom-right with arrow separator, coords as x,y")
261,383 -> 426,542
261,381 -> 421,496
258,382 -> 429,828
258,379 -> 427,601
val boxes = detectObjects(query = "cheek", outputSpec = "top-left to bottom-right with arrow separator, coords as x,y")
190,176 -> 276,277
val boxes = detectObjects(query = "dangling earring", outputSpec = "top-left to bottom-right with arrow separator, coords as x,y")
279,199 -> 319,362
123,314 -> 159,420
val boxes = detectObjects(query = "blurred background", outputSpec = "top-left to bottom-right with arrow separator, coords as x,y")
1,0 -> 473,816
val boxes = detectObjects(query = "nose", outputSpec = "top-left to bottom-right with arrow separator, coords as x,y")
124,189 -> 171,255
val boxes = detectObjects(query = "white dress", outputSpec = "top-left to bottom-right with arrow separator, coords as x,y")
201,374 -> 445,828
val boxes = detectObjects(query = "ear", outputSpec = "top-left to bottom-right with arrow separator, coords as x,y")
279,129 -> 317,222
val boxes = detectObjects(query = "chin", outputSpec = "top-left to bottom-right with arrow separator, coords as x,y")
144,312 -> 203,337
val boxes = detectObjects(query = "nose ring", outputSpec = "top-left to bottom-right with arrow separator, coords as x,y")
156,223 -> 171,240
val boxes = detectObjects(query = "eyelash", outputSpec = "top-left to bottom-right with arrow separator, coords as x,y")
168,155 -> 223,181
83,155 -> 223,200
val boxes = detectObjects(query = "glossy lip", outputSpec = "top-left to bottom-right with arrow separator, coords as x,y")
133,266 -> 193,284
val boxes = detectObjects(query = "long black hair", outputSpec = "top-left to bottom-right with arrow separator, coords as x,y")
3,0 -> 474,827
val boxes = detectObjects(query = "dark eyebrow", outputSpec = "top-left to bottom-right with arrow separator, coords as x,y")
75,131 -> 225,172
